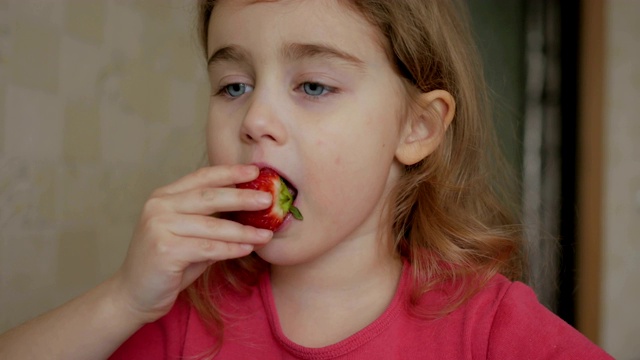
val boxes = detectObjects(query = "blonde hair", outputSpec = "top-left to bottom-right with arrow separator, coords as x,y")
187,0 -> 525,345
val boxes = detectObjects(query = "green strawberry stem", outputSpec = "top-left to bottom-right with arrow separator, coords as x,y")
290,205 -> 303,220
279,178 -> 303,221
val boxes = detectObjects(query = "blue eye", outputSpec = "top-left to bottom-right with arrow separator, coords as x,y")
223,83 -> 252,97
302,82 -> 328,96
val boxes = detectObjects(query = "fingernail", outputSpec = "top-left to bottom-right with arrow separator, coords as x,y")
240,244 -> 254,251
247,165 -> 260,175
256,229 -> 272,239
257,193 -> 272,205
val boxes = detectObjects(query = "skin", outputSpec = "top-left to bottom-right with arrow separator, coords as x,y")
0,165 -> 274,358
206,0 -> 407,267
205,0 -> 452,346
0,0 -> 454,356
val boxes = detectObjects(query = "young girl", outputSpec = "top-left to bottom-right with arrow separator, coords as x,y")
0,0 -> 613,359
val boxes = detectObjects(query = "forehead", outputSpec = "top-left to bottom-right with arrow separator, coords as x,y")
207,0 -> 387,63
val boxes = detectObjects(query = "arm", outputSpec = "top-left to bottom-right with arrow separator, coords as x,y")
0,277 -> 145,359
0,165 -> 272,359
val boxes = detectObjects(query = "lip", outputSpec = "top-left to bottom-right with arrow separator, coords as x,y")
245,162 -> 301,233
276,212 -> 294,232
250,161 -> 298,193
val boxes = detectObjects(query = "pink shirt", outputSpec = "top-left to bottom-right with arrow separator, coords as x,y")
110,264 -> 612,359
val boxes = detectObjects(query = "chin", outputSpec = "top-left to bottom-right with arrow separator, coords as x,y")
254,237 -> 314,267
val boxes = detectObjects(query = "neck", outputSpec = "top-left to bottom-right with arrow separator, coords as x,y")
267,232 -> 404,347
269,231 -> 403,301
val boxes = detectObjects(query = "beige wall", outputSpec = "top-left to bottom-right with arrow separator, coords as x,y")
0,0 -> 208,332
601,1 -> 640,358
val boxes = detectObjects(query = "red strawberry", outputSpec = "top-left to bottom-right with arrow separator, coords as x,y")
228,167 -> 303,231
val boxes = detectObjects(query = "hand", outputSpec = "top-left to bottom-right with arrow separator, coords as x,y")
111,164 -> 272,324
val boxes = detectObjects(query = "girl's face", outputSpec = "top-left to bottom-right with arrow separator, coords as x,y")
206,0 -> 408,266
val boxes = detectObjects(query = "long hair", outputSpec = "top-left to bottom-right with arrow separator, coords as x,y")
187,0 -> 525,346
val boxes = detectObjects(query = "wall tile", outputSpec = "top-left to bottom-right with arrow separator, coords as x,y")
132,0 -> 174,26
104,2 -> 144,61
63,101 -> 100,163
169,78 -> 198,127
0,159 -> 57,234
0,87 -> 5,154
9,18 -> 59,93
119,58 -> 170,124
4,86 -> 63,160
59,36 -> 102,102
65,1 -> 105,44
100,165 -> 156,223
99,100 -> 146,164
8,0 -> 65,29
159,18 -> 202,82
58,164 -> 108,224
0,2 -> 7,155
0,0 -> 207,334
56,228 -> 100,290
95,217 -> 135,279
168,33 -> 202,82
35,166 -> 57,224
0,230 -> 59,330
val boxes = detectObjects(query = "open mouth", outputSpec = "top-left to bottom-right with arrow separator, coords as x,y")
279,174 -> 298,202
226,166 -> 302,231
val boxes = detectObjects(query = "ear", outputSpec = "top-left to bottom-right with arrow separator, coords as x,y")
395,90 -> 455,165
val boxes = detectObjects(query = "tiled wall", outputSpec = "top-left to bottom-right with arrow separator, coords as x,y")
0,0 -> 209,332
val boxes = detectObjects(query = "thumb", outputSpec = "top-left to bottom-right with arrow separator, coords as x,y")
180,262 -> 213,291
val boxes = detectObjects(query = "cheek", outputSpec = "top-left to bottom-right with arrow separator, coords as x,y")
207,144 -> 227,166
314,138 -> 342,165
206,119 -> 238,166
305,131 -> 395,204
307,107 -> 401,170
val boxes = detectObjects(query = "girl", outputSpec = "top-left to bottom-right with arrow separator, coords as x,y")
0,0 -> 613,359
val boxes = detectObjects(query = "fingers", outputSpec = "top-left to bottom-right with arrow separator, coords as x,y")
154,164 -> 259,197
180,262 -> 213,291
175,236 -> 256,264
143,165 -> 271,219
114,165 -> 271,322
161,187 -> 272,215
156,236 -> 256,290
164,214 -> 272,244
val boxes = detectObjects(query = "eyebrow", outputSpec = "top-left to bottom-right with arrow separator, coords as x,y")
207,45 -> 251,68
207,43 -> 366,71
281,43 -> 366,71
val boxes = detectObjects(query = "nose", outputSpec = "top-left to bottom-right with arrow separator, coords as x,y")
240,92 -> 288,145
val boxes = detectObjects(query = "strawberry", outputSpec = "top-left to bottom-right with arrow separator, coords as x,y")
228,167 -> 303,231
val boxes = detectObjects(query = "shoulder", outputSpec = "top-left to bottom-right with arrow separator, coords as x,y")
465,275 -> 614,359
407,273 -> 612,359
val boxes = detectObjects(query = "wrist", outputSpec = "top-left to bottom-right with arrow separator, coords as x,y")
100,274 -> 151,330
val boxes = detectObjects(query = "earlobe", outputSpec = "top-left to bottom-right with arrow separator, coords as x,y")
395,90 -> 455,165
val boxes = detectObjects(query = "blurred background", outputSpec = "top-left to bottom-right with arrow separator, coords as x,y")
0,0 -> 638,358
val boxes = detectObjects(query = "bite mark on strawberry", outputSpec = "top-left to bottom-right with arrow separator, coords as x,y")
228,167 -> 302,231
